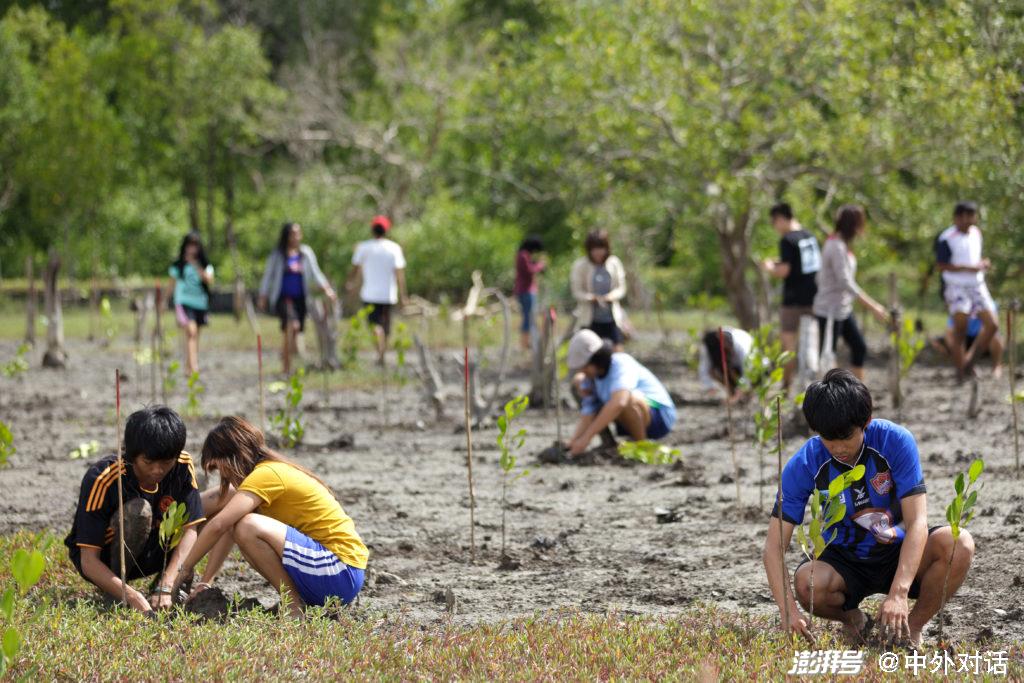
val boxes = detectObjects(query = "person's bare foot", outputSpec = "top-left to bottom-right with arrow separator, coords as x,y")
908,627 -> 924,649
993,365 -> 1004,380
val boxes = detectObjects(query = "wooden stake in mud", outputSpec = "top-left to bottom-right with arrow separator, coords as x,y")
550,307 -> 563,445
257,334 -> 266,433
150,285 -> 159,404
719,327 -> 741,503
463,347 -> 477,562
1009,303 -> 1020,479
775,395 -> 790,634
114,369 -> 128,606
888,273 -> 903,421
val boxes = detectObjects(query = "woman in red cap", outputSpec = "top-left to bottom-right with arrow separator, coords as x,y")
346,215 -> 408,365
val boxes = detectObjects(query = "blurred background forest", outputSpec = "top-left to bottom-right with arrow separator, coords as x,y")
1,0 -> 1022,326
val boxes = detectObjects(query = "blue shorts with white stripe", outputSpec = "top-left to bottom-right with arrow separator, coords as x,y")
282,526 -> 365,607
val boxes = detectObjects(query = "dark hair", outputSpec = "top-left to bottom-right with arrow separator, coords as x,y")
834,204 -> 866,242
277,222 -> 300,254
124,406 -> 187,463
584,229 -> 611,262
769,203 -> 793,220
587,341 -> 614,376
201,416 -> 331,495
519,235 -> 543,253
802,369 -> 873,440
703,330 -> 743,388
172,232 -> 211,295
953,201 -> 978,217
372,225 -> 387,238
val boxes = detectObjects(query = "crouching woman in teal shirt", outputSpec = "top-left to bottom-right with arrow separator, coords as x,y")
565,329 -> 677,457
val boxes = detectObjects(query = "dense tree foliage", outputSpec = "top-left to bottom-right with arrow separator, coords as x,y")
0,0 -> 1021,319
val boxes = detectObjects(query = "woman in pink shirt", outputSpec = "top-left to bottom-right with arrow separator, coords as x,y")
513,236 -> 546,350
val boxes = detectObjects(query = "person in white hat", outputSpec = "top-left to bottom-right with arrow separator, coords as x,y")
564,329 -> 676,456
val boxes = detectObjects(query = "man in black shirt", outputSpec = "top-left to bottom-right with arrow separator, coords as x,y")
760,203 -> 821,389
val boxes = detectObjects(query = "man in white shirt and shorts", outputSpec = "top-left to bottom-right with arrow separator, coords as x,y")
934,201 -> 1001,379
347,215 -> 408,365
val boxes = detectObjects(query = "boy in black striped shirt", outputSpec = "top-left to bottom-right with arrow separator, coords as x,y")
64,406 -> 205,613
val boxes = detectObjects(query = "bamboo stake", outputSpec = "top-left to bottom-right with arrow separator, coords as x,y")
1009,303 -> 1020,479
776,395 -> 790,634
257,334 -> 266,433
463,346 -> 477,562
114,369 -> 128,606
550,307 -> 563,445
719,327 -> 740,503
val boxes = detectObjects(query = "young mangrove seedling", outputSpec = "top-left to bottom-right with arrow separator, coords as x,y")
69,440 -> 100,460
938,457 -> 983,644
890,316 -> 925,420
1,343 -> 30,378
2,540 -> 46,677
157,502 -> 189,600
341,305 -> 374,369
795,464 -> 866,632
184,371 -> 205,417
497,395 -> 530,558
271,368 -> 306,447
163,360 -> 180,396
99,296 -> 115,343
618,440 -> 681,466
0,421 -> 14,468
747,326 -> 793,510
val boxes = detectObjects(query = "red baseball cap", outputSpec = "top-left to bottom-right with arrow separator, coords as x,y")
371,215 -> 391,231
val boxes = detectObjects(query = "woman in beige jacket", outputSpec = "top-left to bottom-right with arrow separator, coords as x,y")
570,229 -> 628,351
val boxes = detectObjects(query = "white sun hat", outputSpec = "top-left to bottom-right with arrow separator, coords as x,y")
566,329 -> 605,371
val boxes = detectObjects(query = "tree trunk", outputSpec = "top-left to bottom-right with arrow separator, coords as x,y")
184,175 -> 201,232
42,250 -> 67,368
715,218 -> 757,329
25,255 -> 36,347
224,156 -> 244,322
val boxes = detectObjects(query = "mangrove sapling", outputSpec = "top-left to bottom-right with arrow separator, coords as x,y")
271,369 -> 306,447
163,361 -> 180,397
747,326 -> 793,510
1,343 -> 30,378
618,441 -> 680,465
69,440 -> 100,460
937,458 -> 984,644
0,420 -> 14,468
794,464 -> 866,632
1,542 -> 46,677
497,395 -> 530,558
889,315 -> 925,421
341,305 -> 374,369
156,502 -> 188,603
185,371 -> 205,418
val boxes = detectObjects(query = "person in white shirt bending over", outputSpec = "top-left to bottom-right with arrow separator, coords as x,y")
346,215 -> 408,366
934,201 -> 1001,380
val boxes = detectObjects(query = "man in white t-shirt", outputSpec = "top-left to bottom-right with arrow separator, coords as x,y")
346,215 -> 408,365
934,201 -> 1000,379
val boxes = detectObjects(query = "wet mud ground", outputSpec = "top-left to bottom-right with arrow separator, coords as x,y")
0,332 -> 1021,645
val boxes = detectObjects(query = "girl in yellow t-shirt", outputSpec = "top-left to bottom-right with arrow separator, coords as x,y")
170,416 -> 367,616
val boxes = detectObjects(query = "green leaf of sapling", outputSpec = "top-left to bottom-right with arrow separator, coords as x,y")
968,459 -> 984,484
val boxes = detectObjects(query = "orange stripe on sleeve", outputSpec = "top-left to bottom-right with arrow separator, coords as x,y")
86,464 -> 120,511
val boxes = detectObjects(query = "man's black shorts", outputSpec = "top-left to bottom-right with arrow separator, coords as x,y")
798,526 -> 942,611
366,302 -> 392,336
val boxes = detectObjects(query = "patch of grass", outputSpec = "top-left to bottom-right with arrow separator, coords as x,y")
1,533 -> 1019,680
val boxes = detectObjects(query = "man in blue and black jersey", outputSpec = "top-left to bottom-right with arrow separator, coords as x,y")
763,370 -> 975,647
